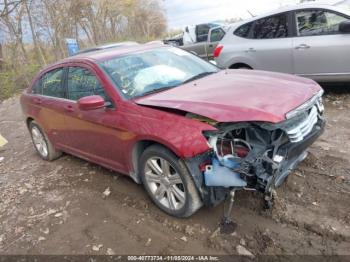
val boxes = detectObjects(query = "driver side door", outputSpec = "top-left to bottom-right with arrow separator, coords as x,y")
62,65 -> 126,172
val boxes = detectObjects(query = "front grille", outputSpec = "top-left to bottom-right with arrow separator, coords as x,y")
285,106 -> 319,143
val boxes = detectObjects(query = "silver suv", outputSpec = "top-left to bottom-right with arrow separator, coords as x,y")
215,4 -> 350,82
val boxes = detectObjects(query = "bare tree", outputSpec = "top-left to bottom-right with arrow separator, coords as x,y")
0,0 -> 167,64
23,0 -> 46,65
0,0 -> 23,18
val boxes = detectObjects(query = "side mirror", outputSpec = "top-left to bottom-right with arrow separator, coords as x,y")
339,21 -> 350,33
77,95 -> 106,111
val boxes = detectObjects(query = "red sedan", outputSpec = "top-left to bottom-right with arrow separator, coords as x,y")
20,44 -> 325,217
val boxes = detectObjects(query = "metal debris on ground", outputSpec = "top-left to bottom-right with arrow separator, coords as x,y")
92,244 -> 103,251
102,187 -> 111,198
106,248 -> 115,255
145,238 -> 152,247
0,134 -> 8,147
236,244 -> 255,258
180,236 -> 188,242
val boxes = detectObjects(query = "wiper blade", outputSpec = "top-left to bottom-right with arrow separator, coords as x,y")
182,72 -> 215,84
136,85 -> 178,98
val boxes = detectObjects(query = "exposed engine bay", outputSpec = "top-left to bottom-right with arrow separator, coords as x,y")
185,90 -> 325,208
204,123 -> 306,193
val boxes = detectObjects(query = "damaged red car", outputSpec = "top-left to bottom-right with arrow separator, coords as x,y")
20,44 -> 325,218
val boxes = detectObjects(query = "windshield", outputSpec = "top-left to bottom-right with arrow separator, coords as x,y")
99,47 -> 219,98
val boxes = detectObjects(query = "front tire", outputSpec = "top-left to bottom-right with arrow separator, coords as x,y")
140,145 -> 202,217
29,121 -> 62,161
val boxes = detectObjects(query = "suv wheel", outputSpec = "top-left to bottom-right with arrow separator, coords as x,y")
140,145 -> 202,217
29,121 -> 62,161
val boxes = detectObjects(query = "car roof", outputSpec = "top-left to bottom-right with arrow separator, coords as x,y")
57,43 -> 167,65
229,3 -> 348,29
75,41 -> 139,55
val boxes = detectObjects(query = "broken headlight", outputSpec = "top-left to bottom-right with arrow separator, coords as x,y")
286,89 -> 324,119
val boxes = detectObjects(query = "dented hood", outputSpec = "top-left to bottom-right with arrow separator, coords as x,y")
134,70 -> 321,123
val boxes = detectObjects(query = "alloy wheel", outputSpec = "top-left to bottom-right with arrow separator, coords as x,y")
144,157 -> 186,211
31,126 -> 48,158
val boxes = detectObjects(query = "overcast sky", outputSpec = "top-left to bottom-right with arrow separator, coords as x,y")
163,0 -> 338,29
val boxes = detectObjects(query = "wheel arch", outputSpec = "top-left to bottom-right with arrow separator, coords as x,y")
130,139 -> 181,184
229,62 -> 253,69
26,117 -> 35,129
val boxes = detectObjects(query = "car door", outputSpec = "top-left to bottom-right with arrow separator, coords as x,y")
62,65 -> 125,171
207,27 -> 226,60
182,42 -> 207,59
185,24 -> 215,59
246,12 -> 294,73
29,67 -> 70,147
292,9 -> 350,79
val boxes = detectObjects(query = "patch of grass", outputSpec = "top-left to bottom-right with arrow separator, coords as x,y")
0,63 -> 41,101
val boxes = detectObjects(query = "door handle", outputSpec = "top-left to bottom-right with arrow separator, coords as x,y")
208,44 -> 213,48
295,44 -> 310,50
64,105 -> 74,112
33,98 -> 42,104
245,48 -> 256,53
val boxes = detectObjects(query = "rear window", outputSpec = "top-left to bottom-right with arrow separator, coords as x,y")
210,27 -> 226,42
234,22 -> 253,38
252,13 -> 289,39
32,79 -> 42,94
41,68 -> 65,98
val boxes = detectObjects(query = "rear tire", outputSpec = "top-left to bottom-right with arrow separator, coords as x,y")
29,121 -> 62,161
139,145 -> 202,217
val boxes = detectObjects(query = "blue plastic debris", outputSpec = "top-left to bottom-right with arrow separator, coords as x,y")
222,155 -> 241,169
204,158 -> 247,188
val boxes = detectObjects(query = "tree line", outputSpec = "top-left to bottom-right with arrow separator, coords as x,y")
0,0 -> 167,99
1,0 -> 167,66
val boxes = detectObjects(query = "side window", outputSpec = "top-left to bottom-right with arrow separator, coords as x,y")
252,13 -> 289,39
32,79 -> 42,94
234,22 -> 253,38
196,24 -> 211,42
296,10 -> 349,36
210,28 -> 225,42
67,67 -> 108,101
42,68 -> 65,98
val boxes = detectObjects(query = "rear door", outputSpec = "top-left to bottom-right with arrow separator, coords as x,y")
207,27 -> 226,60
184,24 -> 219,60
62,65 -> 125,171
246,12 -> 294,73
182,42 -> 207,59
292,9 -> 350,79
29,67 -> 70,147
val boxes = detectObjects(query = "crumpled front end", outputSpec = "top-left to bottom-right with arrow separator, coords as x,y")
184,90 -> 325,206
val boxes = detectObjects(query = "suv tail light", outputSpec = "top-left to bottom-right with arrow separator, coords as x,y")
213,45 -> 223,58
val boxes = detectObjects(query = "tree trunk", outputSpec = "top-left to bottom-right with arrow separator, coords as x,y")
0,43 -> 3,70
24,0 -> 46,65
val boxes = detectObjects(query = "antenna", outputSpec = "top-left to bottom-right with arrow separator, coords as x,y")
247,10 -> 255,17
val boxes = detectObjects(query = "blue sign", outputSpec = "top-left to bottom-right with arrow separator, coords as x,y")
65,38 -> 80,56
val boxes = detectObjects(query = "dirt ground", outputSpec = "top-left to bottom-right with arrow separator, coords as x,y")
0,86 -> 350,256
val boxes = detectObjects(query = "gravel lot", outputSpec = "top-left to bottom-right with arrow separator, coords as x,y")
0,86 -> 350,256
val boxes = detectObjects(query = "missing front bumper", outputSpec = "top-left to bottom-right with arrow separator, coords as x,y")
184,118 -> 325,207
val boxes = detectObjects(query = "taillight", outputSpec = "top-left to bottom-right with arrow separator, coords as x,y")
213,45 -> 223,58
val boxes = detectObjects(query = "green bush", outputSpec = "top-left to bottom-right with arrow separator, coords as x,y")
0,63 -> 41,101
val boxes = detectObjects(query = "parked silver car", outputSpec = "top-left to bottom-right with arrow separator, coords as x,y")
181,26 -> 227,61
215,4 -> 350,82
